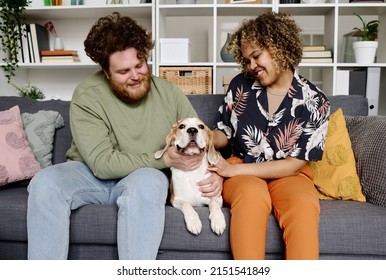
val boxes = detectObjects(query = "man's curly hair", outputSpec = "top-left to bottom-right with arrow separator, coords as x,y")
227,12 -> 303,74
84,12 -> 154,71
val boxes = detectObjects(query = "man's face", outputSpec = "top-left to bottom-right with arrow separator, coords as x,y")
105,47 -> 151,103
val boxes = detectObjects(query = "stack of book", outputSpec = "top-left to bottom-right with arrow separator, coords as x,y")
301,45 -> 333,63
19,23 -> 50,63
40,50 -> 80,63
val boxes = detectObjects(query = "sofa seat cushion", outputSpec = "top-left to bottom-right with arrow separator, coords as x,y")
2,185 -> 386,258
319,200 -> 386,257
0,183 -> 29,241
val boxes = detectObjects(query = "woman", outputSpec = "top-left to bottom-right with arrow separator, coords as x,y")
209,12 -> 330,260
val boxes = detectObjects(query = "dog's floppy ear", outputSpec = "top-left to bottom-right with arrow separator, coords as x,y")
205,127 -> 219,165
154,127 -> 176,159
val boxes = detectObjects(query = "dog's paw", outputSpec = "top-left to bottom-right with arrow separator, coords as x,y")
209,211 -> 226,235
185,212 -> 202,235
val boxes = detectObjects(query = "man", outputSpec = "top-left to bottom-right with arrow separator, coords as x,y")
27,12 -> 223,260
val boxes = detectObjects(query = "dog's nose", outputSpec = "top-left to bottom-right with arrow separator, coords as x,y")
187,127 -> 198,135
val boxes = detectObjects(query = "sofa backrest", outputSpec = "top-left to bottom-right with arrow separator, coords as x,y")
0,94 -> 368,165
187,94 -> 369,123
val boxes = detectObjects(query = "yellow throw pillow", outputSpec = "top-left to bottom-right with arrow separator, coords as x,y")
308,108 -> 366,202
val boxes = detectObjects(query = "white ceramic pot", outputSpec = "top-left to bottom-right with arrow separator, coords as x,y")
353,41 -> 378,64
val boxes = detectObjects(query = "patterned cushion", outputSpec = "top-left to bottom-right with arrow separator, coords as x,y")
0,106 -> 41,187
346,115 -> 386,207
308,108 -> 365,202
22,110 -> 64,168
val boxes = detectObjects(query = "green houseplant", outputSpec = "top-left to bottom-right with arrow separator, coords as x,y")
11,82 -> 45,100
353,13 -> 379,41
0,0 -> 31,83
352,13 -> 379,64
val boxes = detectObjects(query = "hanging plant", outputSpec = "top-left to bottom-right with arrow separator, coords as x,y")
0,0 -> 31,83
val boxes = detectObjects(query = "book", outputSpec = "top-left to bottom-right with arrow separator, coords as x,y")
41,50 -> 78,56
26,27 -> 35,63
302,50 -> 332,58
301,57 -> 333,63
19,25 -> 30,63
41,56 -> 80,63
303,45 -> 326,52
29,23 -> 50,63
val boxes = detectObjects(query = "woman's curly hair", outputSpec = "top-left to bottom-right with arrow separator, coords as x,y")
84,12 -> 154,71
227,12 -> 303,74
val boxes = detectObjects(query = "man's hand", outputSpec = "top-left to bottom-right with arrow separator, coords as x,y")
163,146 -> 205,171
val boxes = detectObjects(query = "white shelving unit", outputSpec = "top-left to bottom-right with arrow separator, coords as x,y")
1,0 -> 385,114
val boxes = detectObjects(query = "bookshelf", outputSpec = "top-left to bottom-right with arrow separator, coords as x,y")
1,0 -> 385,115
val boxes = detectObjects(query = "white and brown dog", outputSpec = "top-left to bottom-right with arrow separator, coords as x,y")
155,117 -> 226,235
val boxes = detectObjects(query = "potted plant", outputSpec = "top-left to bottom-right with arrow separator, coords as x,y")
11,82 -> 45,100
352,13 -> 379,64
0,0 -> 31,83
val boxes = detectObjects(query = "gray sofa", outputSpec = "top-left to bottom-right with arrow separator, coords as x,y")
1,94 -> 386,260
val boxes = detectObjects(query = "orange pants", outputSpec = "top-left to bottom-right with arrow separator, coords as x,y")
223,157 -> 320,260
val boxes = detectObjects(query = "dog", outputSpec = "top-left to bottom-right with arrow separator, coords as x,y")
155,117 -> 226,235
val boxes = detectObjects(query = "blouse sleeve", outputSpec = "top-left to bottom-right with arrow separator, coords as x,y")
213,79 -> 238,140
291,82 -> 330,161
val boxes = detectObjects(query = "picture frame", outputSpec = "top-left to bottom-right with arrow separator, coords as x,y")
225,0 -> 262,4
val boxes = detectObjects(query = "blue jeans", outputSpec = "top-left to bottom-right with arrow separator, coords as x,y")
27,161 -> 169,260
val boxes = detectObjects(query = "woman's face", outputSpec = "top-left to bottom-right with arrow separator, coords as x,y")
241,43 -> 279,87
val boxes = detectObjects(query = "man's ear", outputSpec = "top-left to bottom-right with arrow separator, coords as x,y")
103,69 -> 110,80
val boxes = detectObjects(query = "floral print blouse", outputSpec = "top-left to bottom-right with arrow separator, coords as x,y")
214,71 -> 330,163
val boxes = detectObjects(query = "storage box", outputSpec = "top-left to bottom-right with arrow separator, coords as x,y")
160,67 -> 212,95
160,38 -> 191,63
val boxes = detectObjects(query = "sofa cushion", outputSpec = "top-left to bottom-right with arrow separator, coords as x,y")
346,115 -> 386,207
308,108 -> 365,201
22,110 -> 65,168
0,97 -> 71,165
0,106 -> 41,187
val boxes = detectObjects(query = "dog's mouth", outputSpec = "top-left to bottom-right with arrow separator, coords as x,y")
177,140 -> 204,154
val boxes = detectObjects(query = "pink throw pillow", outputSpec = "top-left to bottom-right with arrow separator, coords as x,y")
0,105 -> 41,186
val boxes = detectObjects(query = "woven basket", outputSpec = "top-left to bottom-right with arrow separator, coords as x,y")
159,67 -> 212,94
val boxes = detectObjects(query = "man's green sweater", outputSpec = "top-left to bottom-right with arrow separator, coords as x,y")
66,71 -> 197,179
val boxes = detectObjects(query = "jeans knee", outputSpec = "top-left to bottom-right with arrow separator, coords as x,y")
28,166 -> 60,201
120,168 -> 169,203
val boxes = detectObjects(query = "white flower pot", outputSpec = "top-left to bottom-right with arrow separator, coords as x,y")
353,41 -> 378,64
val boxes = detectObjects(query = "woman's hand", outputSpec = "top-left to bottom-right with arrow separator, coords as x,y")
208,156 -> 237,178
197,171 -> 224,198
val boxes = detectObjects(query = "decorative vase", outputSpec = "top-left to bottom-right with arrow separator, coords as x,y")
220,33 -> 235,63
54,37 -> 65,50
353,41 -> 378,63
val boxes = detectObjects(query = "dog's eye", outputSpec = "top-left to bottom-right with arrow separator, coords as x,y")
178,124 -> 185,129
198,124 -> 205,130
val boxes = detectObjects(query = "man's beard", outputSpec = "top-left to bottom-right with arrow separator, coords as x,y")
109,71 -> 151,104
